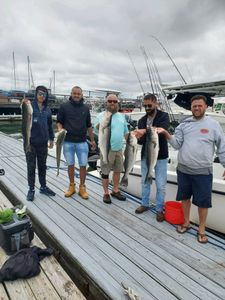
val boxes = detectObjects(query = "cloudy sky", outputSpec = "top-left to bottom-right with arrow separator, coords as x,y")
0,0 -> 225,96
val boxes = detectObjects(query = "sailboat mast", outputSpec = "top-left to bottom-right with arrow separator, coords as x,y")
53,70 -> 55,94
27,56 -> 30,90
12,51 -> 17,89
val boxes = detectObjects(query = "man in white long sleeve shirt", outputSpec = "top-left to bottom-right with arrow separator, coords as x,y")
157,95 -> 225,244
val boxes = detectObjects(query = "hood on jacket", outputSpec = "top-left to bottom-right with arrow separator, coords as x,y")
35,85 -> 49,107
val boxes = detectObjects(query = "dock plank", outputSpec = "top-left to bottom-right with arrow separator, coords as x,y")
0,284 -> 10,300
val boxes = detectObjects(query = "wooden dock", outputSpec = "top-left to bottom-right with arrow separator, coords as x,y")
0,132 -> 225,299
0,190 -> 85,300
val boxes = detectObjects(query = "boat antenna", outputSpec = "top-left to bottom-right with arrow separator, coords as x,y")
126,50 -> 145,93
150,35 -> 187,84
12,51 -> 17,89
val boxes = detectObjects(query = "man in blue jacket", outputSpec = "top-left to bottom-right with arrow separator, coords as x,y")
24,86 -> 56,201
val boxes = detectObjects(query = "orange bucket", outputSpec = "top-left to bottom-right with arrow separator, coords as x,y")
164,201 -> 184,225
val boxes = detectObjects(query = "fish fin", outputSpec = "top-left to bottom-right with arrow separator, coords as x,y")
152,141 -> 157,148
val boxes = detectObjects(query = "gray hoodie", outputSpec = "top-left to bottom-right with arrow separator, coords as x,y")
169,116 -> 225,174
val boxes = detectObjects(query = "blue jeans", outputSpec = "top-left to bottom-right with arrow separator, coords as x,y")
141,158 -> 167,212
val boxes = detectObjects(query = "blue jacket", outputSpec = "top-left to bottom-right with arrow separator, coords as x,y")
30,87 -> 54,146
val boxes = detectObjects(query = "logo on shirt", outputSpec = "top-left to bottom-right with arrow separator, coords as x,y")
200,128 -> 209,134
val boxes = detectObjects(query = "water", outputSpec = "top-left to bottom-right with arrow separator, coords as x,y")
0,121 -> 23,135
0,120 -> 57,136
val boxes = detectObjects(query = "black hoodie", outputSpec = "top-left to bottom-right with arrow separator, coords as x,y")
57,97 -> 91,143
30,86 -> 54,146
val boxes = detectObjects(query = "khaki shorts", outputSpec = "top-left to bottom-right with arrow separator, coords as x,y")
101,150 -> 123,175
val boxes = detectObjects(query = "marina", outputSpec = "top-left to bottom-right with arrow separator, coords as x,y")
0,132 -> 225,299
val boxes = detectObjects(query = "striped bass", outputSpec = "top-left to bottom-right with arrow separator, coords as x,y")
56,129 -> 67,176
21,101 -> 33,153
144,127 -> 159,183
98,112 -> 112,164
120,132 -> 138,187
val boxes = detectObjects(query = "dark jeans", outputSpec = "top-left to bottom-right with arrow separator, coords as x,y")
26,144 -> 48,189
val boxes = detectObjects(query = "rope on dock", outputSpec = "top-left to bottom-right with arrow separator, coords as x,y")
121,282 -> 141,300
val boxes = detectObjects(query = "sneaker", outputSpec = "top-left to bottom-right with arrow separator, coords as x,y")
27,189 -> 35,201
103,194 -> 111,204
40,186 -> 56,196
156,211 -> 164,222
111,191 -> 126,201
135,205 -> 148,214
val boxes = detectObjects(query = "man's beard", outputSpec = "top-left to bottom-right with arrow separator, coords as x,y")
146,109 -> 156,116
108,106 -> 118,113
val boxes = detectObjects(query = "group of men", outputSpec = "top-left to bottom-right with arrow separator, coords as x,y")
23,85 -> 225,244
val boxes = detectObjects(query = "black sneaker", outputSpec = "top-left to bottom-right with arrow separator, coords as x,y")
103,194 -> 112,204
40,186 -> 56,196
27,189 -> 35,201
111,191 -> 126,201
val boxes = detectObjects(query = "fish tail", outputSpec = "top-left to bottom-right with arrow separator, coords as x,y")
120,176 -> 128,187
144,173 -> 153,184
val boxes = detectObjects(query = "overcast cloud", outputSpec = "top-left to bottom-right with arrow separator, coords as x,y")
0,0 -> 225,96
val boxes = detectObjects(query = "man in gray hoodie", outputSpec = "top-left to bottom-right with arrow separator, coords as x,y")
157,95 -> 225,243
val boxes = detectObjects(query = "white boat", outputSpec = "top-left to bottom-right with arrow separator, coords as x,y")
90,147 -> 225,235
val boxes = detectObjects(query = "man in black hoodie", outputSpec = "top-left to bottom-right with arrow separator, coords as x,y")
57,86 -> 96,199
133,94 -> 169,221
23,86 -> 56,201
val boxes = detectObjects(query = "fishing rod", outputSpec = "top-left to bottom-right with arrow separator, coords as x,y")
126,50 -> 145,94
150,35 -> 187,85
140,46 -> 155,94
148,51 -> 177,123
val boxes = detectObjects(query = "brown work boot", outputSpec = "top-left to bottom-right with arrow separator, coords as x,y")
156,211 -> 164,222
64,183 -> 76,197
135,205 -> 148,214
78,184 -> 89,200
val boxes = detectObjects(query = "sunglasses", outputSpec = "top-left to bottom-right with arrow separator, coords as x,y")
144,104 -> 153,108
108,100 -> 118,104
37,91 -> 47,97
